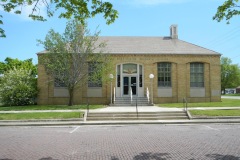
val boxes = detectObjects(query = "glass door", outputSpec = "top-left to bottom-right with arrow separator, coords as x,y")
123,77 -> 129,95
123,76 -> 137,96
131,77 -> 137,95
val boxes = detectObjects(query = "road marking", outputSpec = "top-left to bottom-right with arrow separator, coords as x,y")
202,125 -> 220,131
70,126 -> 80,133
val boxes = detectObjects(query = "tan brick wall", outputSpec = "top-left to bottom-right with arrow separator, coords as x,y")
37,54 -> 221,105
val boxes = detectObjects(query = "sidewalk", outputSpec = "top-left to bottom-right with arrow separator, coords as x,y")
221,96 -> 240,100
1,106 -> 240,126
1,106 -> 239,113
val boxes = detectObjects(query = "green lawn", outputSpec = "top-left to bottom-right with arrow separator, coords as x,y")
190,110 -> 240,117
0,112 -> 83,120
223,94 -> 240,96
159,99 -> 240,108
0,105 -> 105,111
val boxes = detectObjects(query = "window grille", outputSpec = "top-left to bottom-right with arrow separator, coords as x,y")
190,63 -> 204,87
157,62 -> 171,87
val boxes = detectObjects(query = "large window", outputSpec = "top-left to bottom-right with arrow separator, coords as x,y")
88,62 -> 102,87
54,78 -> 66,87
158,62 -> 171,87
123,63 -> 137,74
190,63 -> 204,87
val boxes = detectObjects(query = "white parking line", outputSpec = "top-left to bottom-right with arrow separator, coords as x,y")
202,125 -> 220,131
70,126 -> 80,133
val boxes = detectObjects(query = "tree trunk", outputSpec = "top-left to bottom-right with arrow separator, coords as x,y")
68,87 -> 74,106
222,88 -> 226,95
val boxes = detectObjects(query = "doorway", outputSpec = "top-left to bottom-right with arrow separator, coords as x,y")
123,76 -> 137,96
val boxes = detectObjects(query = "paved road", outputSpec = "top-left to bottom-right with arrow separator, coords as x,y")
0,124 -> 240,160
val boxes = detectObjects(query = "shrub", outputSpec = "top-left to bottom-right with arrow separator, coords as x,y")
0,68 -> 38,106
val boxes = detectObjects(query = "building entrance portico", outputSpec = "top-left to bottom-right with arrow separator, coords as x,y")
116,63 -> 144,97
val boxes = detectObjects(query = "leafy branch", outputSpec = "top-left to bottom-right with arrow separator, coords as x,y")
0,0 -> 118,37
213,0 -> 240,24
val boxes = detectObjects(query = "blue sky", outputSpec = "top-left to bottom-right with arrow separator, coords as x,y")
0,0 -> 240,65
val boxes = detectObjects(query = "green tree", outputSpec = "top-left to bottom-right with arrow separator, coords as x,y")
0,68 -> 38,106
0,0 -> 118,37
38,19 -> 112,106
0,15 -> 4,37
0,57 -> 37,76
221,57 -> 240,94
213,0 -> 240,24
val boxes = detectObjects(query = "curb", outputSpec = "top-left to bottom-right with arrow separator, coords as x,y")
1,119 -> 240,126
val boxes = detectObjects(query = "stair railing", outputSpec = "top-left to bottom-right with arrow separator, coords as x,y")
130,87 -> 133,104
83,98 -> 89,122
183,97 -> 188,111
113,87 -> 116,104
146,87 -> 150,104
87,98 -> 89,114
136,97 -> 138,118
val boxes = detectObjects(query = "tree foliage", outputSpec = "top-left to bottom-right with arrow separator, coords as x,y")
213,0 -> 240,24
221,57 -> 240,94
0,0 -> 118,37
0,57 -> 37,76
38,19 -> 112,106
0,15 -> 5,38
0,68 -> 38,106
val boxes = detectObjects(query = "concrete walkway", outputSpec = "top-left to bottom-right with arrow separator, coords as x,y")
0,106 -> 183,114
221,96 -> 240,99
1,106 -> 240,114
187,107 -> 240,110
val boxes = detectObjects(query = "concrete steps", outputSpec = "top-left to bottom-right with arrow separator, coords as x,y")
87,111 -> 189,121
113,97 -> 151,106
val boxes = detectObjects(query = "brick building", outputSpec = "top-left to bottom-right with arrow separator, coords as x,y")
37,25 -> 221,105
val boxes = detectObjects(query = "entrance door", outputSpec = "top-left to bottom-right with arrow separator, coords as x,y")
123,76 -> 137,96
131,77 -> 137,95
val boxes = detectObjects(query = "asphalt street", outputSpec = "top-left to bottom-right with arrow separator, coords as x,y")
0,124 -> 240,160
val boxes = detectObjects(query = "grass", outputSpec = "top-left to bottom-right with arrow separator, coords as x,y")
190,110 -> 240,117
159,99 -> 240,108
0,112 -> 83,120
223,94 -> 240,96
0,105 -> 105,111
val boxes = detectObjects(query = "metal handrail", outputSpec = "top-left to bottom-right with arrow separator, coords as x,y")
146,87 -> 150,104
130,87 -> 133,104
87,98 -> 89,114
183,97 -> 188,111
113,87 -> 115,104
136,97 -> 138,118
